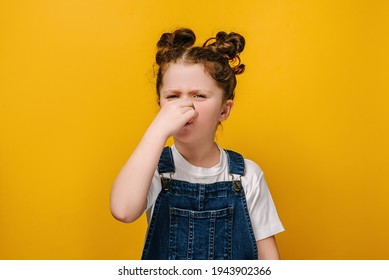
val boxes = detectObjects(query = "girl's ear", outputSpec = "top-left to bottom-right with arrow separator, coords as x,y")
219,99 -> 234,122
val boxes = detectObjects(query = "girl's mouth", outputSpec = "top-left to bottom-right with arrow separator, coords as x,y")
185,121 -> 193,126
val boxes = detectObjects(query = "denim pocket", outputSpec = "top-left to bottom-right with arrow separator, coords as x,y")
168,206 -> 233,260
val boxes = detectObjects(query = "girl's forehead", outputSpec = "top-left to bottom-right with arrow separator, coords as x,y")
162,63 -> 219,91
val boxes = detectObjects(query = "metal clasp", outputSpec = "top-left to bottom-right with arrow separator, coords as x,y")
160,173 -> 173,191
230,174 -> 242,192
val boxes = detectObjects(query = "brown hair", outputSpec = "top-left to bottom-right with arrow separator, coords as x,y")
155,28 -> 245,102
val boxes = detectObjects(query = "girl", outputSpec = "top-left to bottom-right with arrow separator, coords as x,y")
110,28 -> 284,260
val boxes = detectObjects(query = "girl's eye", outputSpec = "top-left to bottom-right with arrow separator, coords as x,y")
166,95 -> 179,99
193,94 -> 206,99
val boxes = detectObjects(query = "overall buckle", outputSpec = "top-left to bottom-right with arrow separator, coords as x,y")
231,174 -> 242,192
160,173 -> 173,191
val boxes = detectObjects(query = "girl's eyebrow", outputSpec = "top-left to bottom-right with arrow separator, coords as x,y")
189,89 -> 213,94
162,89 -> 213,94
161,89 -> 180,95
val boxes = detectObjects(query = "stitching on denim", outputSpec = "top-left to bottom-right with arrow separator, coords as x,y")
167,147 -> 175,173
187,214 -> 194,259
168,207 -> 175,260
239,193 -> 258,259
141,194 -> 163,259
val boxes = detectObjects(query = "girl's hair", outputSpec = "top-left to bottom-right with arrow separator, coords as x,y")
155,28 -> 245,102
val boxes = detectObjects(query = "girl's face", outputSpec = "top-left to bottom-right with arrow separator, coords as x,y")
159,62 -> 233,145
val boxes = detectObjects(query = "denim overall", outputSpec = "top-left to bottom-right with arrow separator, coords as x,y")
141,147 -> 258,260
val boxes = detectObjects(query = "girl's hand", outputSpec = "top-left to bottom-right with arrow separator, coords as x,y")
150,99 -> 198,139
112,99 -> 196,223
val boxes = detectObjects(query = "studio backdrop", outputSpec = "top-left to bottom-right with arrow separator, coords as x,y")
1,0 -> 388,259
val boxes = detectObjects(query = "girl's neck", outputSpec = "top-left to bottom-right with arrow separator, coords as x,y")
174,140 -> 220,168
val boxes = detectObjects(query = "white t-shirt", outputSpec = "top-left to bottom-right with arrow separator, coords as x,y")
146,145 -> 285,241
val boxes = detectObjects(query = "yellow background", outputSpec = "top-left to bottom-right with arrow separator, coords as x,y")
1,0 -> 388,259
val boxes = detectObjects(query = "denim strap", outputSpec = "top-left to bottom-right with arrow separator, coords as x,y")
157,146 -> 175,174
224,149 -> 245,176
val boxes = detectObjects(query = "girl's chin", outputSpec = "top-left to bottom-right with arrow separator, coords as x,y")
173,130 -> 197,143
173,132 -> 192,142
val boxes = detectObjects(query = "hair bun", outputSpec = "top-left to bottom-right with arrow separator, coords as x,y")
204,31 -> 245,75
156,28 -> 196,65
205,31 -> 245,59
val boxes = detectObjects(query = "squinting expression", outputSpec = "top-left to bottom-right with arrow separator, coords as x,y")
159,62 -> 232,144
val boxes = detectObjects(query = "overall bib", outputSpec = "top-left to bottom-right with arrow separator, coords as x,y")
141,147 -> 258,260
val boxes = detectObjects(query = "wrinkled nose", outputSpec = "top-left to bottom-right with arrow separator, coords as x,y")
182,96 -> 195,108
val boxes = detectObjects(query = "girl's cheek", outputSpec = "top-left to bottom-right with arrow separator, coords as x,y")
193,101 -> 205,111
193,106 -> 203,116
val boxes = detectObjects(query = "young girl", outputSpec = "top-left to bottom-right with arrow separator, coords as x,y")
110,28 -> 284,260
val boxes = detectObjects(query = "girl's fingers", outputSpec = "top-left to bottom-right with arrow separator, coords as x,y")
171,98 -> 194,109
156,99 -> 198,135
183,106 -> 198,122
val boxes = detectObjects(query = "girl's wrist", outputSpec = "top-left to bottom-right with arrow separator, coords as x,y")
145,122 -> 170,145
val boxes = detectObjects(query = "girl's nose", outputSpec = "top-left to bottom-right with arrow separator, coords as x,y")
182,96 -> 193,106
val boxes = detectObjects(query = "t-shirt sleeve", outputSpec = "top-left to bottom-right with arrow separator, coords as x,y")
146,169 -> 162,212
243,160 -> 285,241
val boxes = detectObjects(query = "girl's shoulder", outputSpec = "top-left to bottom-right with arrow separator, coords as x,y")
222,148 -> 265,179
235,155 -> 269,194
243,158 -> 264,176
222,148 -> 263,174
242,158 -> 265,187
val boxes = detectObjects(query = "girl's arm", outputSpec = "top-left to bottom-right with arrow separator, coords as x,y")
110,126 -> 167,223
110,99 -> 197,223
257,236 -> 280,260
